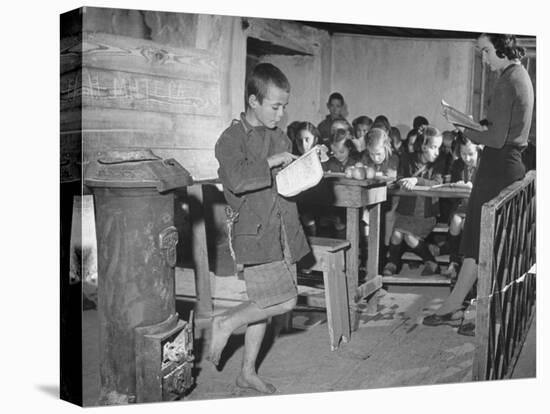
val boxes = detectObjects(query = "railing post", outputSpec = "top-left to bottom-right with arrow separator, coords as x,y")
473,202 -> 496,381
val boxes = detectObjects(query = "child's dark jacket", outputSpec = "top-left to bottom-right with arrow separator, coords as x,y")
396,152 -> 443,218
215,114 -> 310,265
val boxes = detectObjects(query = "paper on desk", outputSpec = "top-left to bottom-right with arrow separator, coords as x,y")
441,100 -> 484,132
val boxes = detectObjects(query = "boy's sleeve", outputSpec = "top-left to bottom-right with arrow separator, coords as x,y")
215,132 -> 272,195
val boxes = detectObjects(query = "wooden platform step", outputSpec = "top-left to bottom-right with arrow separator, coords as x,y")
432,223 -> 449,233
382,273 -> 452,285
402,251 -> 450,264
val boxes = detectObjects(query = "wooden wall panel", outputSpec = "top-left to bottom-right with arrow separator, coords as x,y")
62,108 -> 222,149
61,68 -> 220,116
61,32 -> 217,81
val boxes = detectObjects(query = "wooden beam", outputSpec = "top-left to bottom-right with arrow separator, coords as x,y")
61,32 -> 218,81
246,18 -> 320,56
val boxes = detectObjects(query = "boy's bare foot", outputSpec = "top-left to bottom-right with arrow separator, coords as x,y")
207,316 -> 232,367
236,372 -> 276,394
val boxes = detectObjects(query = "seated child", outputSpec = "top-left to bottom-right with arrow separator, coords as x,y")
389,126 -> 405,158
351,115 -> 373,153
325,119 -> 361,160
294,121 -> 319,155
441,134 -> 481,279
404,129 -> 417,155
321,129 -> 358,237
438,130 -> 458,174
372,114 -> 391,134
293,122 -> 326,236
404,116 -> 429,154
286,120 -> 303,155
322,129 -> 358,172
361,127 -> 399,178
361,127 -> 400,247
413,115 -> 429,130
436,130 -> 459,222
383,125 -> 444,276
318,92 -> 348,145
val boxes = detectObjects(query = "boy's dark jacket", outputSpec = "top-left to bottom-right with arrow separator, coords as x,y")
396,152 -> 443,218
215,114 -> 310,265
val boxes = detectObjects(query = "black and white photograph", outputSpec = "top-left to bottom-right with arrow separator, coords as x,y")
4,1 -> 548,413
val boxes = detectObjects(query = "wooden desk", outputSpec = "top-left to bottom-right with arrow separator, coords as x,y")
388,184 -> 471,199
322,175 -> 389,326
385,183 -> 471,285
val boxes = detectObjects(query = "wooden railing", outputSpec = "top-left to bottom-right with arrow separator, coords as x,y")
473,170 -> 536,380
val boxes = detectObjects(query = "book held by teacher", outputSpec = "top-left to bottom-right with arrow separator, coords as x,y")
441,100 -> 484,132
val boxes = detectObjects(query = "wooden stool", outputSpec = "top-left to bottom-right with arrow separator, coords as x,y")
308,236 -> 351,351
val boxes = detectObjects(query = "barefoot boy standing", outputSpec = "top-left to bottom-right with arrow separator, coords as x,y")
212,63 -> 310,393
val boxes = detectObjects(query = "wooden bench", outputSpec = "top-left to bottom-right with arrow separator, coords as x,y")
307,236 -> 351,351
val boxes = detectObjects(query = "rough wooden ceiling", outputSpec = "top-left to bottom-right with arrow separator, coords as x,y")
296,21 -> 532,39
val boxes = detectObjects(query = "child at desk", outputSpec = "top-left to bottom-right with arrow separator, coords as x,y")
293,122 -> 328,236
383,125 -> 444,276
361,127 -> 399,178
294,121 -> 319,155
351,115 -> 373,154
361,127 -> 400,246
441,134 -> 481,279
318,92 -> 348,145
389,126 -> 406,158
437,130 -> 459,222
322,129 -> 358,172
321,129 -> 358,237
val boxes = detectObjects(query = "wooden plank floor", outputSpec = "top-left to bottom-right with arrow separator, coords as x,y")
81,267 -> 534,405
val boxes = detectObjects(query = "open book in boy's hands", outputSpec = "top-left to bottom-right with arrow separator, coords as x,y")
441,100 -> 484,132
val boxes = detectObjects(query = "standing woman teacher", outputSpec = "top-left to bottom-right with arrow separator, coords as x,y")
424,33 -> 534,329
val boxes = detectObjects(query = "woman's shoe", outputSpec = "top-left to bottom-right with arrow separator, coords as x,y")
457,321 -> 475,336
383,262 -> 397,276
422,310 -> 463,327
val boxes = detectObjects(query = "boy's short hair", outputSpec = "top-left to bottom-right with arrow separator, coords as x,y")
389,126 -> 402,141
372,115 -> 391,133
330,128 -> 351,146
352,115 -> 373,130
413,115 -> 429,130
327,92 -> 345,105
330,119 -> 353,135
246,63 -> 290,107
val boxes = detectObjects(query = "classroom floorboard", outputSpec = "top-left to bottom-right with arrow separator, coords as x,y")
81,267 -> 536,405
